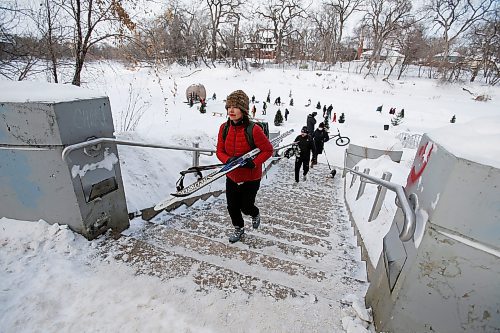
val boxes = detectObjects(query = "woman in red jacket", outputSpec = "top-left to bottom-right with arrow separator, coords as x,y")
216,90 -> 273,243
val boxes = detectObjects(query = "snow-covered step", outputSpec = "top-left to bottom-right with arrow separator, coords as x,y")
104,233 -> 361,303
143,227 -> 335,281
171,212 -> 333,250
154,217 -> 329,262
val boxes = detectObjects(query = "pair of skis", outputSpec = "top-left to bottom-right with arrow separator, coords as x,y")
154,129 -> 294,211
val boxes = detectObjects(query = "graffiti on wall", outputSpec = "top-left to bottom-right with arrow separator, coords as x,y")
407,141 -> 434,187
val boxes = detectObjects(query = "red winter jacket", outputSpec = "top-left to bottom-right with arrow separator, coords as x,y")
216,121 -> 273,183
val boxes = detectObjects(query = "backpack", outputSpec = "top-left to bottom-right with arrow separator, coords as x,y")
222,120 -> 269,149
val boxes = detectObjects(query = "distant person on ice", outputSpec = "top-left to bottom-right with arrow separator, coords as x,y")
293,126 -> 315,183
216,90 -> 273,243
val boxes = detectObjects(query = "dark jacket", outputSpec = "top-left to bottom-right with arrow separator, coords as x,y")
216,120 -> 273,183
294,134 -> 315,161
306,114 -> 316,134
312,128 -> 330,154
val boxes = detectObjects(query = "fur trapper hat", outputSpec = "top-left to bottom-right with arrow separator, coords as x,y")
226,90 -> 249,114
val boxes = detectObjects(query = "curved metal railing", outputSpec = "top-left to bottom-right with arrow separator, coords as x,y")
345,167 -> 417,242
61,137 -> 216,164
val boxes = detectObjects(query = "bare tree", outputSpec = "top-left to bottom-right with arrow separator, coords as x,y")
257,0 -> 307,63
309,4 -> 339,63
58,0 -> 136,86
27,0 -> 68,83
394,22 -> 429,80
424,0 -> 496,79
204,0 -> 244,62
362,0 -> 413,71
326,0 -> 365,64
0,3 -> 47,81
468,5 -> 499,84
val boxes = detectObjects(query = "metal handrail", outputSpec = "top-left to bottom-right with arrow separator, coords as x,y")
61,137 -> 216,163
345,167 -> 416,242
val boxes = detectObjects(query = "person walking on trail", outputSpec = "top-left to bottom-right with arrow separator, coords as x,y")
293,126 -> 316,183
284,108 -> 290,121
327,104 -> 333,119
311,122 -> 330,167
216,90 -> 273,244
307,111 -> 317,135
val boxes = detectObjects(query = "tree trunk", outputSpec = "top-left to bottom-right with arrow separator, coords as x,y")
72,57 -> 85,86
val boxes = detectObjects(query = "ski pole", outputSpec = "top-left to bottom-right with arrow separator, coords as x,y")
323,149 -> 336,178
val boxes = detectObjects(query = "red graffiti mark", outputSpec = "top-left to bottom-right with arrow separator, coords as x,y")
407,142 -> 434,187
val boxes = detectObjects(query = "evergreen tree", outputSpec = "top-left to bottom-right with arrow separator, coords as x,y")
274,109 -> 284,126
450,115 -> 456,123
339,113 -> 345,123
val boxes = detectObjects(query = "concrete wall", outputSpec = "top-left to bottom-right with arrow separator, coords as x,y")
343,144 -> 403,177
366,134 -> 500,332
0,82 -> 129,239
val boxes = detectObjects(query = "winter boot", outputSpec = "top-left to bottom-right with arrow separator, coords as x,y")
252,214 -> 261,229
303,174 -> 307,181
229,227 -> 245,243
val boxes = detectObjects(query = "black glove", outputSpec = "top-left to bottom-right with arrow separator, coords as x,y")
241,158 -> 256,169
226,156 -> 238,164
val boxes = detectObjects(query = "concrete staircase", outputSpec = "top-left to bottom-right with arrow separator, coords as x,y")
100,159 -> 367,332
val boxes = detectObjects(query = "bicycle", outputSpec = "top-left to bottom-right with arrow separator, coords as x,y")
330,128 -> 350,146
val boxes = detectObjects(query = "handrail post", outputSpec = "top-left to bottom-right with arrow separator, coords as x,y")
345,167 -> 416,242
368,171 -> 392,221
356,168 -> 370,199
192,142 -> 200,167
350,166 -> 359,188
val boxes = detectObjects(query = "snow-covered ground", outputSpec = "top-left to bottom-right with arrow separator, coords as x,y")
1,61 -> 499,332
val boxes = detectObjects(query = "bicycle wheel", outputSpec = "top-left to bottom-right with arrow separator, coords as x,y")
336,136 -> 350,146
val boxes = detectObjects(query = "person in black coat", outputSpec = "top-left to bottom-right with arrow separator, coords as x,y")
293,126 -> 316,182
311,122 -> 330,167
306,112 -> 317,135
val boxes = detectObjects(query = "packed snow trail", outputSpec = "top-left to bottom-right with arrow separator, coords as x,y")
102,159 -> 368,332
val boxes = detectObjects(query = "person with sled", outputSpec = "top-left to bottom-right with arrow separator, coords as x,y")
306,111 -> 317,135
216,90 -> 273,243
311,122 -> 330,167
293,126 -> 316,183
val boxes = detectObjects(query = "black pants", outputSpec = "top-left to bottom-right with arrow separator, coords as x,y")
295,158 -> 309,182
226,178 -> 261,228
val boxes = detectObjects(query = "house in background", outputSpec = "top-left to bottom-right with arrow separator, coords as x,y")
433,51 -> 464,63
243,29 -> 277,60
359,49 -> 404,63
